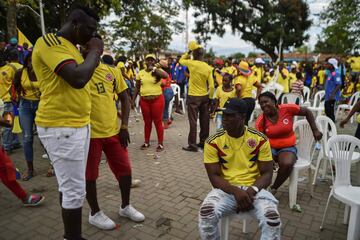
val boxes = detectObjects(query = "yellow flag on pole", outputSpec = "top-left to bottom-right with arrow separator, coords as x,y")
17,28 -> 33,47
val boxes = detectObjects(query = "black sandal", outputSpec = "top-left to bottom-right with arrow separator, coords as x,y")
140,143 -> 150,150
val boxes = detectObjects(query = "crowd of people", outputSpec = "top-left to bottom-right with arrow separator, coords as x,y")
0,4 -> 360,240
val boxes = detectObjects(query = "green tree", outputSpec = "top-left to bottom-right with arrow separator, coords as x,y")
314,0 -> 360,54
1,0 -> 121,43
230,52 -> 245,59
247,52 -> 258,58
109,0 -> 183,56
184,0 -> 311,61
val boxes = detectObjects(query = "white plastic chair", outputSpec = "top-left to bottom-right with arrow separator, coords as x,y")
302,86 -> 311,107
219,212 -> 253,240
281,93 -> 302,105
289,120 -> 316,209
312,116 -> 337,186
308,90 -> 325,117
336,91 -> 360,123
320,135 -> 360,240
170,83 -> 186,114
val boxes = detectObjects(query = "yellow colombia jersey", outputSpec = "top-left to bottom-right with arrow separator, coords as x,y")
90,63 -> 128,138
348,56 -> 360,72
318,70 -> 325,85
215,87 -> 236,114
32,33 -> 90,128
251,66 -> 264,83
234,74 -> 257,98
288,72 -> 297,88
136,69 -> 162,96
126,68 -> 135,80
214,68 -> 226,86
204,127 -> 272,186
223,65 -> 237,77
277,68 -> 289,93
179,52 -> 214,98
9,62 -> 23,70
117,61 -> 125,70
0,64 -> 15,102
20,69 -> 41,101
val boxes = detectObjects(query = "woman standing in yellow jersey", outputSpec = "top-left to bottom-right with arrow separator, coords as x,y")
234,61 -> 263,125
13,53 -> 41,181
132,54 -> 169,152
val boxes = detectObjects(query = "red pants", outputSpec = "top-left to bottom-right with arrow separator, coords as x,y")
0,147 -> 27,200
140,95 -> 164,144
86,135 -> 132,181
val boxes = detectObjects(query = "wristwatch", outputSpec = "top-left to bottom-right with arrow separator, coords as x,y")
250,186 -> 259,194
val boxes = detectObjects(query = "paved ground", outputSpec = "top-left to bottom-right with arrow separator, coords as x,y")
0,110 -> 358,240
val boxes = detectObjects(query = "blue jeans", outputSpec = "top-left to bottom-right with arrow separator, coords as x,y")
19,99 -> 39,162
163,88 -> 174,121
199,188 -> 281,240
2,102 -> 20,151
215,114 -> 222,130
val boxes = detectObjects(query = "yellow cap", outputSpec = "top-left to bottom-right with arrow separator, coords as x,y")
145,54 -> 156,60
188,40 -> 203,51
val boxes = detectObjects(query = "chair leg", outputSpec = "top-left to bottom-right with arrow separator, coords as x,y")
320,190 -> 333,230
289,169 -> 298,209
220,216 -> 229,240
308,168 -> 313,197
242,219 -> 248,233
344,205 -> 350,224
313,151 -> 323,186
347,205 -> 360,240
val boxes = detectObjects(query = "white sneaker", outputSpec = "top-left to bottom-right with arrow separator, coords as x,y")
131,179 -> 142,188
42,153 -> 49,159
89,210 -> 116,230
119,205 -> 145,222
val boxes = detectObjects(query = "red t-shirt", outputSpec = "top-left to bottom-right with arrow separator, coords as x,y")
255,104 -> 300,149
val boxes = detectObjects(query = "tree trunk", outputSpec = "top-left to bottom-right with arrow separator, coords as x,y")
6,0 -> 17,40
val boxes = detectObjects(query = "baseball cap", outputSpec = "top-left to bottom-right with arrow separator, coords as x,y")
145,54 -> 156,60
219,98 -> 248,114
9,37 -> 17,45
328,58 -> 338,69
188,40 -> 203,51
255,58 -> 265,64
238,61 -> 252,76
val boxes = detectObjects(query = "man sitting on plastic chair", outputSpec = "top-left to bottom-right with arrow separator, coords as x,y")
199,98 -> 281,240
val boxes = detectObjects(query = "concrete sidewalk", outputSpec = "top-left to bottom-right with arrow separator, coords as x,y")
0,111 -> 356,240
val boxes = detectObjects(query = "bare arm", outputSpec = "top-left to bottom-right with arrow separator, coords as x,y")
252,161 -> 274,190
131,80 -> 141,106
118,90 -> 130,127
298,107 -> 323,141
340,101 -> 360,128
57,38 -> 103,89
121,68 -> 131,80
254,81 -> 263,98
235,84 -> 242,98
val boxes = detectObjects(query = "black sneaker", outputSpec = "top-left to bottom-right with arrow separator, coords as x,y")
197,143 -> 204,149
182,146 -> 198,152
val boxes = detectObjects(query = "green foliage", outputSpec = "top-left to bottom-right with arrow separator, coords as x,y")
186,0 -> 311,61
247,52 -> 258,58
108,0 -> 183,56
314,0 -> 360,53
1,0 -> 121,43
230,52 -> 245,59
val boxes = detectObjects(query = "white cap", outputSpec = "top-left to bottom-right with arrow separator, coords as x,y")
255,58 -> 265,64
292,61 -> 298,66
328,58 -> 338,69
269,68 -> 274,73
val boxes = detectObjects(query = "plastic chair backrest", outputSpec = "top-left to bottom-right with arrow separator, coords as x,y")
171,84 -> 179,95
282,93 -> 302,104
293,119 -> 315,162
312,90 -> 325,108
326,135 -> 360,187
316,115 -> 337,153
303,86 -> 310,102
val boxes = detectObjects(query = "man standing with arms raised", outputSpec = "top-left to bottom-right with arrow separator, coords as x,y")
32,6 -> 103,240
181,41 -> 214,152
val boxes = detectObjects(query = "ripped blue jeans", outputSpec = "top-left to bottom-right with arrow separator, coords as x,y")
199,188 -> 281,240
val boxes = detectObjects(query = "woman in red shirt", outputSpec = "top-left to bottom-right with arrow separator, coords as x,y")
256,92 -> 322,193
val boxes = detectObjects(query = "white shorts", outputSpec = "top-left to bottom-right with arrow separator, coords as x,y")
38,125 -> 90,209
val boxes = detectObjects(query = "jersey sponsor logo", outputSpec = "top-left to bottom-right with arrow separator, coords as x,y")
247,138 -> 257,148
283,118 -> 289,125
105,73 -> 113,81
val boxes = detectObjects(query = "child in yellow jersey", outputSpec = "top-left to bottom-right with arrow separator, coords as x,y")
341,78 -> 355,103
212,73 -> 236,129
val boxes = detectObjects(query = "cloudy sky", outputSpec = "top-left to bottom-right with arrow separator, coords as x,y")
168,0 -> 330,56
